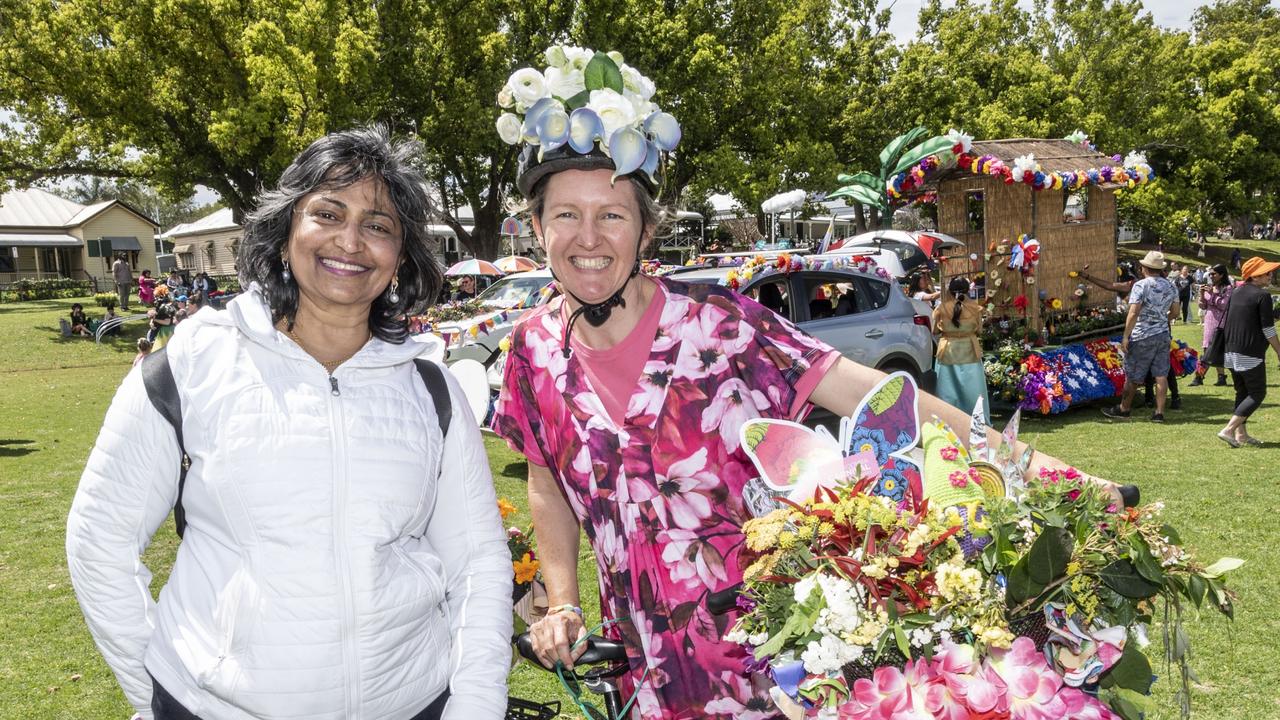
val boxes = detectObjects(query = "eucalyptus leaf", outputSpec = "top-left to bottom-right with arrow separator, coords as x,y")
1173,624 -> 1190,661
1129,536 -> 1166,585
893,625 -> 911,659
1160,523 -> 1183,546
1028,526 -> 1073,585
1200,557 -> 1245,578
583,52 -> 624,94
1187,574 -> 1207,608
563,89 -> 591,111
1099,559 -> 1161,599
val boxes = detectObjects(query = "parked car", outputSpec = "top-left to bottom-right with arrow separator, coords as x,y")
429,269 -> 555,367
673,260 -> 935,384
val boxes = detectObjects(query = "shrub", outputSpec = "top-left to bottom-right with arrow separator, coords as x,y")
0,278 -> 95,303
93,292 -> 118,309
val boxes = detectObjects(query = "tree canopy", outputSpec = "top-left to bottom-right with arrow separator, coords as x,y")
2,0 -> 1277,256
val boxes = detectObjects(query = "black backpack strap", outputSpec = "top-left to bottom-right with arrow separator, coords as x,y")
140,348 -> 191,538
413,358 -> 451,439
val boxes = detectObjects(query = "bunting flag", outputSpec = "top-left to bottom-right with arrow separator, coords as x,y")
817,217 -> 835,254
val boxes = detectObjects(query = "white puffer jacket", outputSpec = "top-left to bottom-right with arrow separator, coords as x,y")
67,289 -> 513,720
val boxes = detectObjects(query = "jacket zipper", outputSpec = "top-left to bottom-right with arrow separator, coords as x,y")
326,370 -> 359,717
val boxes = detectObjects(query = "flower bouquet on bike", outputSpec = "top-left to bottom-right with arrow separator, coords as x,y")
724,373 -> 1240,720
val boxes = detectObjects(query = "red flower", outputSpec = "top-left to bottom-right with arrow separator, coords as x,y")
1012,294 -> 1029,311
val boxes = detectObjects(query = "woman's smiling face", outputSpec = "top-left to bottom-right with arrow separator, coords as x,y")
285,175 -> 403,318
533,169 -> 649,305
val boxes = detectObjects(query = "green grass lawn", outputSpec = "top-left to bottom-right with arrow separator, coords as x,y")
1,296 -> 1277,719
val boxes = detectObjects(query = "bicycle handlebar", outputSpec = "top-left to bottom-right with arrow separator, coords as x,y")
515,632 -> 627,670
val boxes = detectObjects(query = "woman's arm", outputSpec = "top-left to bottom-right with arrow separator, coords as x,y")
424,372 -> 513,720
808,358 -> 1120,498
526,462 -> 588,669
67,365 -> 182,717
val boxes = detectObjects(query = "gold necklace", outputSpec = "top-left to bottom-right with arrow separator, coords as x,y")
285,326 -> 364,375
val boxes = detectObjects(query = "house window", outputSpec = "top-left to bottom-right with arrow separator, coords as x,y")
154,238 -> 164,254
205,242 -> 217,267
1063,188 -> 1089,223
966,191 -> 985,232
0,249 -> 14,273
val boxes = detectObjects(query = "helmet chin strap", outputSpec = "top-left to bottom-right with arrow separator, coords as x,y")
554,259 -> 642,359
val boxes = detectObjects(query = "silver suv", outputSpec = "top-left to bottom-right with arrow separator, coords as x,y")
671,260 -> 935,384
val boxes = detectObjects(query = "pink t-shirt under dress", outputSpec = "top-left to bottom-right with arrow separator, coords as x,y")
492,277 -> 839,719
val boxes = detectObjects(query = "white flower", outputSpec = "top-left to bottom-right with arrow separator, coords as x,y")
545,46 -> 569,68
622,65 -> 656,99
628,93 -> 656,124
724,625 -> 749,644
1011,153 -> 1038,180
497,85 -> 515,109
564,46 -> 593,71
587,88 -> 637,143
945,128 -> 973,153
801,634 -> 863,676
749,631 -> 770,645
607,50 -> 625,66
495,113 -> 522,145
793,575 -> 818,604
910,627 -> 934,647
508,67 -> 548,106
1124,151 -> 1149,168
545,66 -> 586,100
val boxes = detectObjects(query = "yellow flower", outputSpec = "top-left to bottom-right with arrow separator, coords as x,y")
497,497 -> 518,520
513,552 -> 539,585
498,335 -> 512,352
777,531 -> 797,549
1066,561 -> 1082,576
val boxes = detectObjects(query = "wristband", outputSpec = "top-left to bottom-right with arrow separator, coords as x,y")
548,603 -> 583,617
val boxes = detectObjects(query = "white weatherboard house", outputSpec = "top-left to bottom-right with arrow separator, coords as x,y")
0,187 -> 161,284
160,207 -> 240,275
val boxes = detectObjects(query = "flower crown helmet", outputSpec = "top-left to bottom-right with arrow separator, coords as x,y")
496,46 -> 681,344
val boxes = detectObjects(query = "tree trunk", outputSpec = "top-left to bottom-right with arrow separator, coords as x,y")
1230,215 -> 1250,240
853,203 -> 868,234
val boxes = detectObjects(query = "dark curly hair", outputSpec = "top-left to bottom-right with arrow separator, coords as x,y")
237,125 -> 442,343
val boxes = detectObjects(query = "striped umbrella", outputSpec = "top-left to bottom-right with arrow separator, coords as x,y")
444,259 -> 504,276
494,255 -> 540,273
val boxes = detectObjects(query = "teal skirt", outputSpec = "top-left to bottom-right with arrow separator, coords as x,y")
936,361 -> 990,423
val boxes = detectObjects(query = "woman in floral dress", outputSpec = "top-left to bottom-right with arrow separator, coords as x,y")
491,46 -> 1114,720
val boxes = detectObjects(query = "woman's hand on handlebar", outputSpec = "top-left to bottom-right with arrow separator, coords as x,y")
529,610 -> 588,670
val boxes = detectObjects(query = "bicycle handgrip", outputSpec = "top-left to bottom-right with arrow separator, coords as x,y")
1118,483 -> 1139,509
514,632 -> 627,669
706,584 -> 743,615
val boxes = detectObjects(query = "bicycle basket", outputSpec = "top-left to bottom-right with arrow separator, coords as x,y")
505,696 -> 560,720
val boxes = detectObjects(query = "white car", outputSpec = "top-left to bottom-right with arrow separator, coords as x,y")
431,269 -> 555,368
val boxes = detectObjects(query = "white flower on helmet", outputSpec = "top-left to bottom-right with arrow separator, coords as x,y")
508,67 -> 548,107
545,66 -> 586,101
496,85 -> 515,109
622,65 -> 656,100
588,89 -> 637,144
495,113 -> 522,145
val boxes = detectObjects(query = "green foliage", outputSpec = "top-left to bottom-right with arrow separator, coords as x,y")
92,293 -> 117,310
0,278 -> 95,303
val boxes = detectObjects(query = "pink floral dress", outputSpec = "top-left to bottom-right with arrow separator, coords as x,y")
493,279 -> 835,719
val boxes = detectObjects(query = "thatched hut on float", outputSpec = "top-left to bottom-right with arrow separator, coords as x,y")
892,136 -> 1154,341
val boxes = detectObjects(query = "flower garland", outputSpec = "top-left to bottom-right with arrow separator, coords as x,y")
885,130 -> 1155,201
1007,234 -> 1040,274
718,253 -> 890,290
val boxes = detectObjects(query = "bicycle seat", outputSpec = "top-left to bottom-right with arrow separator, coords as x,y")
515,633 -> 628,669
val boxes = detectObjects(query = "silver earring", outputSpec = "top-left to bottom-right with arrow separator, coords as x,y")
387,277 -> 400,304
281,259 -> 292,283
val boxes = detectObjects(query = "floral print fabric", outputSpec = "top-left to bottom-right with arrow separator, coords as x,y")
493,278 -> 836,719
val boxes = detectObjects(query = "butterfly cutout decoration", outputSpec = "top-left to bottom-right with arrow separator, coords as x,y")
739,372 -> 923,515
967,398 -> 1032,495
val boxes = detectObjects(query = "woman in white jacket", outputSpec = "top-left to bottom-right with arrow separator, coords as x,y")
67,126 -> 513,720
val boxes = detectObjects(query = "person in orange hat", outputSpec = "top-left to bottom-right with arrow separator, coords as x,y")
1217,256 -> 1280,446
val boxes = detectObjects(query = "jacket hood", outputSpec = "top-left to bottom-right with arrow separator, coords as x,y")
190,284 -> 444,367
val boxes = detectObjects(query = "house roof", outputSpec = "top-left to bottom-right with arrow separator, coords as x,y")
0,187 -> 86,227
0,187 -> 159,229
160,207 -> 238,238
0,231 -> 82,247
